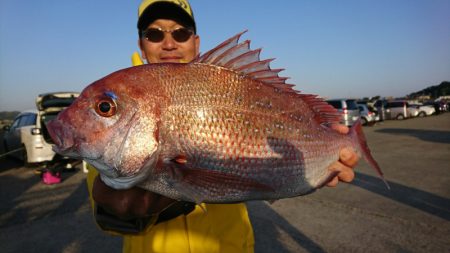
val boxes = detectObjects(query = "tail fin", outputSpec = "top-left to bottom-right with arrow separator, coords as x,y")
350,120 -> 390,189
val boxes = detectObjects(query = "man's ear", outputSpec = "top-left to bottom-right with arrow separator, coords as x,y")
138,39 -> 148,62
194,35 -> 200,56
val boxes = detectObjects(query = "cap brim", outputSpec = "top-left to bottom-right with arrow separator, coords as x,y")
137,2 -> 196,34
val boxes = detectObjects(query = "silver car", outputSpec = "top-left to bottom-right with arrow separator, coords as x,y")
407,106 -> 420,118
3,92 -> 79,165
357,104 -> 376,125
326,99 -> 360,126
410,104 -> 436,117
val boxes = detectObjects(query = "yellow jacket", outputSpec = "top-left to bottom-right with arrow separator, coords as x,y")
85,53 -> 255,253
87,163 -> 254,253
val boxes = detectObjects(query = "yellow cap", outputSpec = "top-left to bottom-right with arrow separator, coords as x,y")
137,0 -> 196,34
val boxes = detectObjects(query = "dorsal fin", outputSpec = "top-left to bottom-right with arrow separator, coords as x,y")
197,30 -> 247,64
195,30 -> 342,126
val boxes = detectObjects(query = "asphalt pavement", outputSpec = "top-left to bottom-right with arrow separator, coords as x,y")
1,113 -> 449,253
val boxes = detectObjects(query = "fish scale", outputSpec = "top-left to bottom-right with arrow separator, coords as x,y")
47,31 -> 387,204
159,73 -> 336,201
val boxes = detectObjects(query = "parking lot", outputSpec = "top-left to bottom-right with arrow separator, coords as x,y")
1,113 -> 449,253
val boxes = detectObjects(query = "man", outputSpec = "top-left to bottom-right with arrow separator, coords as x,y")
87,1 -> 358,252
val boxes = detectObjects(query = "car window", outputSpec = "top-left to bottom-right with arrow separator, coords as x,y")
374,100 -> 387,107
41,96 -> 78,109
327,101 -> 342,109
41,113 -> 58,125
345,100 -> 358,110
10,117 -> 21,129
29,114 -> 37,125
21,114 -> 37,127
18,116 -> 29,127
388,102 -> 405,108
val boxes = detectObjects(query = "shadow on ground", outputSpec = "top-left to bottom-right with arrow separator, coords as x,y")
0,167 -> 85,228
247,201 -> 326,253
0,157 -> 25,172
352,172 -> 450,221
375,128 -> 450,144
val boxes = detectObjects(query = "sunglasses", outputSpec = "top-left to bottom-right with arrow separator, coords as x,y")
142,27 -> 194,43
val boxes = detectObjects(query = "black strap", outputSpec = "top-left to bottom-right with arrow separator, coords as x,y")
155,201 -> 196,224
95,201 -> 196,234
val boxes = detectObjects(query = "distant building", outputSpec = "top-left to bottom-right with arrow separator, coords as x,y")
417,95 -> 431,101
436,96 -> 450,101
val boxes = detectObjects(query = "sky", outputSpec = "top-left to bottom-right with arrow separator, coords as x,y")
1,0 -> 449,111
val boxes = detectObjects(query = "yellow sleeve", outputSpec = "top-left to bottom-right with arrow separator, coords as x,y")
86,164 -> 254,252
122,203 -> 255,253
86,164 -> 121,236
86,164 -> 98,211
131,52 -> 144,66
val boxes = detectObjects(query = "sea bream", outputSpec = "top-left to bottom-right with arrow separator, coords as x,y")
47,31 -> 387,204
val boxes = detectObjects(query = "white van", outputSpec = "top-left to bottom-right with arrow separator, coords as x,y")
2,92 -> 79,166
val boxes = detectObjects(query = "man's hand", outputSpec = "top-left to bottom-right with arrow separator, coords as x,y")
326,124 -> 359,187
92,176 -> 176,219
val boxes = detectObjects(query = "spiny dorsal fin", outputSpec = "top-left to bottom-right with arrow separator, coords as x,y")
195,30 -> 341,126
197,30 -> 247,64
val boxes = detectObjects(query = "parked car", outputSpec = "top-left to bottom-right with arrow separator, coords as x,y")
383,100 -> 411,120
357,104 -> 376,125
423,101 -> 447,114
407,105 -> 420,118
2,92 -> 79,166
409,104 -> 436,117
326,99 -> 360,126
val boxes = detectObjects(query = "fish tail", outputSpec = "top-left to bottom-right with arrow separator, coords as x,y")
350,120 -> 391,190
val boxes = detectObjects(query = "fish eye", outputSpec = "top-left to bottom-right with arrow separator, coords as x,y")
95,97 -> 117,117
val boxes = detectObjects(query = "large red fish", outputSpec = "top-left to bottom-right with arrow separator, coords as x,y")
47,31 -> 387,203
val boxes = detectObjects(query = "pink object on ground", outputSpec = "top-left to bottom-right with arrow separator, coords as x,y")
42,171 -> 61,185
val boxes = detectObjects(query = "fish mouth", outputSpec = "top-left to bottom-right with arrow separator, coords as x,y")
47,119 -> 77,156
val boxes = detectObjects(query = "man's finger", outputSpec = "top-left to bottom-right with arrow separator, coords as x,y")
331,124 -> 349,134
326,160 -> 355,186
339,148 -> 359,167
336,167 -> 355,182
326,176 -> 339,187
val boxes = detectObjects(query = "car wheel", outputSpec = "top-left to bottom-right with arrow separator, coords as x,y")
418,111 -> 426,117
361,117 -> 368,126
396,114 -> 405,120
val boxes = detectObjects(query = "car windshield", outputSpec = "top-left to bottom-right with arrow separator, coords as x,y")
388,101 -> 405,107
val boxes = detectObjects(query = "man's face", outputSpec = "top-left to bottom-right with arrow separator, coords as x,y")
139,19 -> 200,63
